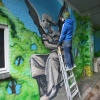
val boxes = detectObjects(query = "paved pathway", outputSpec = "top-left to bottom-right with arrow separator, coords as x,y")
85,80 -> 100,100
52,72 -> 100,100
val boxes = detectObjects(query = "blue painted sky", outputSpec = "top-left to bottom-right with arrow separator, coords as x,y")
2,0 -> 40,36
2,0 -> 63,36
30,0 -> 62,21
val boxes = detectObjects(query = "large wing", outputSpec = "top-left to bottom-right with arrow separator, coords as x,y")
58,1 -> 68,32
25,0 -> 46,35
58,1 -> 68,19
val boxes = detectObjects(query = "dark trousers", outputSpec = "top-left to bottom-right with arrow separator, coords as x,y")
63,40 -> 74,68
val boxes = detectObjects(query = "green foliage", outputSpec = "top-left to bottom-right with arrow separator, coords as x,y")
73,12 -> 94,80
0,77 -> 40,100
0,5 -> 50,100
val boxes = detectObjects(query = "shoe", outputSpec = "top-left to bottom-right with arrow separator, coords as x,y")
40,95 -> 49,100
65,66 -> 73,71
48,87 -> 56,99
65,64 -> 76,71
73,64 -> 76,69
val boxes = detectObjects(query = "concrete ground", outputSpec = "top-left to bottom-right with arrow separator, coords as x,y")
85,79 -> 100,100
52,72 -> 100,100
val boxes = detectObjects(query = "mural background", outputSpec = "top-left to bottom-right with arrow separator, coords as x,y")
0,0 -> 96,100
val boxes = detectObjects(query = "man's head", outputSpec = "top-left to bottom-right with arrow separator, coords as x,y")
62,12 -> 70,20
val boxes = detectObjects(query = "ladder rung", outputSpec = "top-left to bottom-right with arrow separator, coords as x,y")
71,88 -> 77,94
72,89 -> 78,98
70,82 -> 76,89
68,74 -> 74,80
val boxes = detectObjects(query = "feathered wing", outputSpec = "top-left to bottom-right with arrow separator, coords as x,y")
58,1 -> 68,19
58,1 -> 68,32
25,0 -> 58,48
25,0 -> 68,35
25,0 -> 46,35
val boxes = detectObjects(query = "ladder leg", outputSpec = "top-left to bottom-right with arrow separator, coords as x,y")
58,47 -> 81,100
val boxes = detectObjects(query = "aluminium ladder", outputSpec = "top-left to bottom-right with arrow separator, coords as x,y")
58,47 -> 81,100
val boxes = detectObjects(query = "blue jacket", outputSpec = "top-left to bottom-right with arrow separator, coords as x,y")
58,18 -> 74,43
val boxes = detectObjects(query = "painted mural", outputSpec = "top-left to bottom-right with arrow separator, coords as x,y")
0,0 -> 63,100
0,0 -> 49,100
0,0 -> 94,100
72,13 -> 94,78
25,0 -> 66,99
